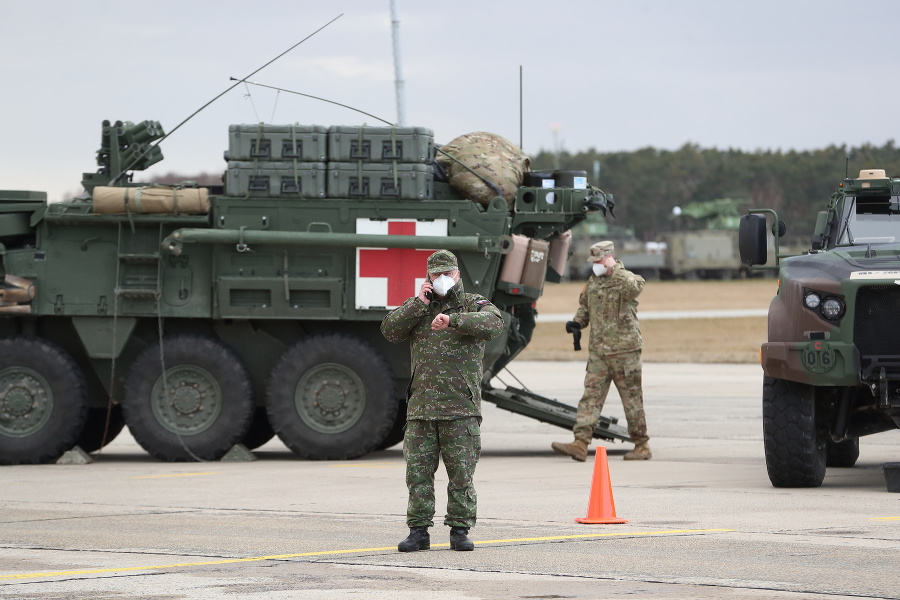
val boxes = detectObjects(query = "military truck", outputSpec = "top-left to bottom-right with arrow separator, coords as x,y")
0,119 -> 630,465
569,199 -> 750,280
739,168 -> 900,487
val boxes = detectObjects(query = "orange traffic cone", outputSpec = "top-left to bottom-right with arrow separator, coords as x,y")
575,446 -> 628,524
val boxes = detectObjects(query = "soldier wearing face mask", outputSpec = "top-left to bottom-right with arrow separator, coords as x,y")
381,249 -> 502,553
552,240 -> 652,462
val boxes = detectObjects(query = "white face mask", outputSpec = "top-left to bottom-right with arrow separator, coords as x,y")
432,274 -> 456,296
592,262 -> 608,277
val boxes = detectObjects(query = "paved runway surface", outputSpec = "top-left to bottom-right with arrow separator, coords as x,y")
3,362 -> 900,599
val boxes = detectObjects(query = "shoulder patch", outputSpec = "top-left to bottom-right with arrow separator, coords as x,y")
476,299 -> 490,305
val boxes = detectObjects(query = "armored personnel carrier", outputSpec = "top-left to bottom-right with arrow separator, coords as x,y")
0,119 -> 629,464
740,168 -> 900,487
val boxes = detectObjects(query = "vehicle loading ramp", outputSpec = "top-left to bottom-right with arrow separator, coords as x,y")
482,384 -> 631,442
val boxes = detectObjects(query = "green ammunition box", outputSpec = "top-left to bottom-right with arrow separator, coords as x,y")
326,162 -> 433,200
227,124 -> 328,162
327,126 -> 434,163
225,161 -> 327,198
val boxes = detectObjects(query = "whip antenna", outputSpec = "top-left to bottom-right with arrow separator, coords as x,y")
230,79 -> 395,126
110,13 -> 343,184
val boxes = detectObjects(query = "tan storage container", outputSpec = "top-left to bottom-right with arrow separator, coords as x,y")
549,231 -> 572,277
521,239 -> 549,290
499,234 -> 530,284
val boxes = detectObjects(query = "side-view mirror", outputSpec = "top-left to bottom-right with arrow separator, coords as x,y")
811,211 -> 828,250
772,220 -> 786,238
739,214 -> 767,266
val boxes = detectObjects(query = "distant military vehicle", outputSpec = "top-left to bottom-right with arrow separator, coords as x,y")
740,168 -> 900,487
570,199 -> 748,280
0,120 -> 630,464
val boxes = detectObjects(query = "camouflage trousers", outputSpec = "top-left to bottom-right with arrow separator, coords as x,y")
573,350 -> 649,445
404,417 -> 481,529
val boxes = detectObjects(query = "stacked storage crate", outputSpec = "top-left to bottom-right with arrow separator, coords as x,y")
327,126 -> 434,200
224,124 -> 434,200
224,124 -> 328,198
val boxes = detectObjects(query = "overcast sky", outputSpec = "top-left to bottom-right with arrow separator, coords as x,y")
2,0 -> 898,200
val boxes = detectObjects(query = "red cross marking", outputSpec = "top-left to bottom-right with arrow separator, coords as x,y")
359,221 -> 434,306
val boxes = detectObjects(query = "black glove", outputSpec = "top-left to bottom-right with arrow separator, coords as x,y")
565,321 -> 582,351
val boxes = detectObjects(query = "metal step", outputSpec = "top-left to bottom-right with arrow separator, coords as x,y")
118,253 -> 160,263
481,384 -> 631,442
115,288 -> 159,298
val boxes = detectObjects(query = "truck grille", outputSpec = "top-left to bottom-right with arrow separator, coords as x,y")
855,286 -> 900,357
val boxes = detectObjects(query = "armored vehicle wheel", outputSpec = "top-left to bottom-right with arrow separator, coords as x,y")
763,376 -> 826,487
122,335 -> 254,462
241,407 -> 276,450
378,408 -> 406,450
0,337 -> 88,465
266,334 -> 398,460
76,404 -> 126,453
826,437 -> 860,468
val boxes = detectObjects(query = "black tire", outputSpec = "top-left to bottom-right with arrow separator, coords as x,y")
122,335 -> 254,461
266,334 -> 399,460
76,404 -> 126,453
378,406 -> 407,450
0,337 -> 88,465
241,407 -> 276,450
763,376 -> 826,487
826,437 -> 860,468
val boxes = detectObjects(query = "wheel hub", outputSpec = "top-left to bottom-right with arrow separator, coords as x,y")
151,366 -> 221,435
4,387 -> 36,417
296,364 -> 366,433
0,368 -> 52,436
171,383 -> 204,415
313,381 -> 348,415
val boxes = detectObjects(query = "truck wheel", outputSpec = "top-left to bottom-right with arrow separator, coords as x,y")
122,335 -> 254,461
378,408 -> 407,450
826,437 -> 860,468
0,337 -> 88,465
76,404 -> 126,453
266,334 -> 398,460
763,376 -> 826,487
241,407 -> 276,450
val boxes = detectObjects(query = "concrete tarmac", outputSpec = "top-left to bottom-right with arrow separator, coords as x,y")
3,361 -> 900,599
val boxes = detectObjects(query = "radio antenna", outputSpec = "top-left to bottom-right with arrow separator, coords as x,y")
110,13 -> 343,184
231,79 -> 395,126
519,65 -> 523,149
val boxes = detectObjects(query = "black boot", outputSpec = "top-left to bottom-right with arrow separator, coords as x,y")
449,526 -> 474,551
398,526 -> 430,552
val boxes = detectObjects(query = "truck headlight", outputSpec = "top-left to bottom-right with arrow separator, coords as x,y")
804,292 -> 821,309
821,297 -> 845,320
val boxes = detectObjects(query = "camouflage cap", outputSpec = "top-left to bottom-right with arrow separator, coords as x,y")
586,240 -> 615,262
427,249 -> 459,274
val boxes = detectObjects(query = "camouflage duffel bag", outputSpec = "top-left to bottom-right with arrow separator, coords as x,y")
435,132 -> 530,208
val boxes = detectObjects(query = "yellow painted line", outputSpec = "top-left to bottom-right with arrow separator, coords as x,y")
0,528 -> 732,581
871,516 -> 900,521
328,463 -> 399,469
133,472 -> 220,479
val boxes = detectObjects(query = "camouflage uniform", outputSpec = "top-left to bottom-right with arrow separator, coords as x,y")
571,250 -> 649,448
381,251 -> 503,529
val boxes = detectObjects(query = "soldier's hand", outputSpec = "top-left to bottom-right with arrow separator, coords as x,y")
565,321 -> 582,351
418,280 -> 434,305
431,313 -> 451,330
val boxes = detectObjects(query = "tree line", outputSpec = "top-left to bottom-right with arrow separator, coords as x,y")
530,141 -> 900,240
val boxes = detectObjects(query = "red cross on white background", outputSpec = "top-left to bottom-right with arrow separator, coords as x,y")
355,218 -> 448,309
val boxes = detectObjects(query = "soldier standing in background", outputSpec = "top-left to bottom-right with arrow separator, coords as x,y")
381,250 -> 503,552
552,241 -> 652,462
